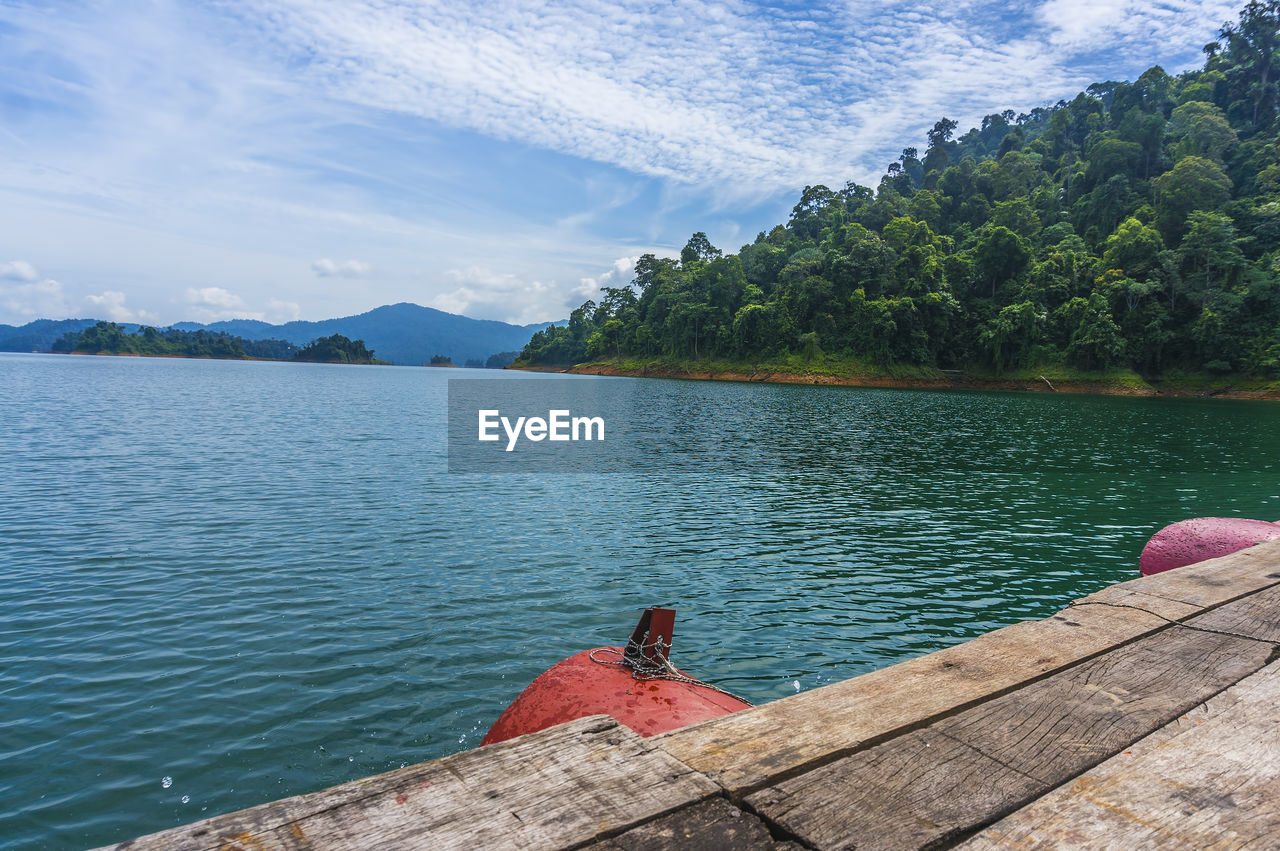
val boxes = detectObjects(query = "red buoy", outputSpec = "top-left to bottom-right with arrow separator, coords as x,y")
1139,517 -> 1280,575
482,608 -> 750,746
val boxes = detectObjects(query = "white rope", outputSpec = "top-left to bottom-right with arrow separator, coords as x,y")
589,637 -> 753,705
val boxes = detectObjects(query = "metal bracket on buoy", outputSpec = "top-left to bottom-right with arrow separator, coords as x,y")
623,607 -> 675,666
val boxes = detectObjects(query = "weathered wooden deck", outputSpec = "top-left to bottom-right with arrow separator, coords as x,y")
109,540 -> 1280,850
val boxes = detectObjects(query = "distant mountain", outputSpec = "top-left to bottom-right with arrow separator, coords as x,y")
0,303 -> 557,365
171,303 -> 555,365
0,318 -> 97,353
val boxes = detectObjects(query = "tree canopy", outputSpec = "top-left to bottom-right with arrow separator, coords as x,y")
293,335 -> 379,363
53,324 -> 381,364
521,2 -> 1280,379
53,322 -> 298,360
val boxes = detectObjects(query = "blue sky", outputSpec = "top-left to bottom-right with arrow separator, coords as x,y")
0,0 -> 1237,326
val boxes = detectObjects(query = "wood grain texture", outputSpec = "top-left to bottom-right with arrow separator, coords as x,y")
1186,582 -> 1280,643
590,798 -> 795,850
659,543 -> 1280,797
105,716 -> 719,851
103,541 -> 1280,851
744,626 -> 1274,850
961,660 -> 1280,850
1070,586 -> 1204,621
745,728 -> 1043,851
932,625 -> 1274,787
1078,539 -> 1280,613
657,602 -> 1167,795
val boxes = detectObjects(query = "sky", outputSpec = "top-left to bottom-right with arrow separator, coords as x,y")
0,0 -> 1240,327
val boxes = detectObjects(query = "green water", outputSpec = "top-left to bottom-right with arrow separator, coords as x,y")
1,352 -> 1277,848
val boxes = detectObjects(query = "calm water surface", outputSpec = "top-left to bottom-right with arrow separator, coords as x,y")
2,352 -> 1278,848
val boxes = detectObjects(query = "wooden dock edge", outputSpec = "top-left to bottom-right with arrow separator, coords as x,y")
105,540 -> 1280,850
959,657 -> 1280,848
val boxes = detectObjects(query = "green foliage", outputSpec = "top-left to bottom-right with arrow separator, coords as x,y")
1153,155 -> 1233,242
979,301 -> 1045,372
294,335 -> 379,363
1166,101 -> 1237,161
1101,217 -> 1165,279
55,321 -> 300,360
485,350 -> 520,368
1066,294 -> 1127,369
518,2 -> 1280,379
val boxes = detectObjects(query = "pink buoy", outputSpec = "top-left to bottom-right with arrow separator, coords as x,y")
1139,517 -> 1280,576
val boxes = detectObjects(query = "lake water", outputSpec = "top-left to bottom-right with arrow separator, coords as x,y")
2,352 -> 1278,848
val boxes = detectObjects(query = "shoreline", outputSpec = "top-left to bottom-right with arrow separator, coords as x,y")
510,361 -> 1280,401
48,351 -> 388,365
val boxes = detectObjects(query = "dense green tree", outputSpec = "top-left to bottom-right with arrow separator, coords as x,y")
1178,210 -> 1248,303
516,2 -> 1280,380
1101,217 -> 1166,280
54,322 -> 299,361
1066,294 -> 1127,369
485,351 -> 520,368
680,232 -> 722,265
1166,101 -> 1238,161
296,335 -> 379,363
979,301 -> 1044,372
1153,156 -> 1233,242
973,226 -> 1031,298
1216,1 -> 1280,129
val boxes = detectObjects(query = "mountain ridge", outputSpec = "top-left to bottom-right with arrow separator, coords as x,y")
0,302 -> 558,365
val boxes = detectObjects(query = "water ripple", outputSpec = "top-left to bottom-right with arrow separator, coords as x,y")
2,353 -> 1279,848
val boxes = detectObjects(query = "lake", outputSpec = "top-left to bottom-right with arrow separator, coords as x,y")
2,352 -> 1277,848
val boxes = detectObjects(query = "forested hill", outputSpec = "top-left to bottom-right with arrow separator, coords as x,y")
0,303 -> 553,365
172,303 -> 553,366
521,2 -> 1280,382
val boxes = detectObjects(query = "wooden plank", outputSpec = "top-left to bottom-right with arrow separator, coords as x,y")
659,542 -> 1280,796
658,602 -> 1168,795
931,626 -> 1271,786
104,716 -> 720,851
590,798 -> 796,850
1069,585 -> 1204,621
961,660 -> 1280,850
1185,581 -> 1280,643
103,541 -> 1280,851
745,728 -> 1043,851
743,626 -> 1274,850
1076,539 -> 1280,614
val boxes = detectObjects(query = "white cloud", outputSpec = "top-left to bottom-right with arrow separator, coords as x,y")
184,286 -> 265,321
80,290 -> 159,323
82,290 -> 158,323
0,260 -> 39,282
187,287 -> 245,309
226,0 -> 1234,191
0,277 -> 72,322
431,255 -> 645,322
312,258 -> 372,278
0,0 -> 1244,327
266,298 -> 302,322
1038,1 -> 1236,51
572,255 -> 641,304
431,267 -> 561,324
0,261 -> 159,324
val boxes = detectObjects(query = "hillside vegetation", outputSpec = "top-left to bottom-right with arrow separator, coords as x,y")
52,323 -> 382,364
521,2 -> 1280,386
52,322 -> 300,360
2,303 -> 551,366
